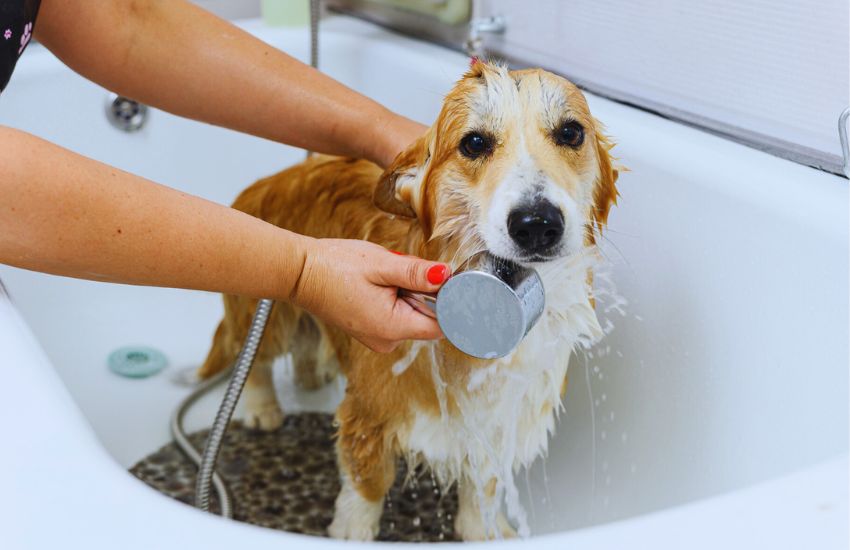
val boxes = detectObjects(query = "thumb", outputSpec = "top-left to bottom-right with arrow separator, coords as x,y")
377,252 -> 449,293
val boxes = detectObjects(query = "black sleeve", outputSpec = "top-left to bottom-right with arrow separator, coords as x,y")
0,0 -> 41,93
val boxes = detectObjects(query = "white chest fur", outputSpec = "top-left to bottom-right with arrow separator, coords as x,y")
400,348 -> 570,478
396,252 -> 603,487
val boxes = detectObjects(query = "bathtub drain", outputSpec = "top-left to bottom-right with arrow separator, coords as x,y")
105,93 -> 148,132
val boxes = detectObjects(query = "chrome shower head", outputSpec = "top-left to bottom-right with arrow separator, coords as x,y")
400,254 -> 545,359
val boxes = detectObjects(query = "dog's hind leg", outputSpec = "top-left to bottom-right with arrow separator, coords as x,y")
291,315 -> 338,391
197,320 -> 238,380
242,358 -> 283,431
239,300 -> 292,431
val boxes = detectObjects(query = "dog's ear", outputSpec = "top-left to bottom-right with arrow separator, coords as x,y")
374,134 -> 430,218
590,120 -> 620,233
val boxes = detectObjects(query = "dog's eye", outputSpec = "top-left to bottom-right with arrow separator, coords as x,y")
554,122 -> 585,148
459,132 -> 493,159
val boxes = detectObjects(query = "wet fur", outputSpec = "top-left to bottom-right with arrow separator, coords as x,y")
198,62 -> 619,540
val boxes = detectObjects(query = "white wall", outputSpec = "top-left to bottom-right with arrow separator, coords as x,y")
474,0 -> 849,171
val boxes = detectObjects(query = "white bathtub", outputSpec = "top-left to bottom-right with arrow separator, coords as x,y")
0,15 -> 847,550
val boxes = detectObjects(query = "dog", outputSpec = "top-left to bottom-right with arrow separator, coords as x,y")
198,60 -> 619,541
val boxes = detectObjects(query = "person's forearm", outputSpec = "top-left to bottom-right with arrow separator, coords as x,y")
0,126 -> 307,298
34,0 -> 423,168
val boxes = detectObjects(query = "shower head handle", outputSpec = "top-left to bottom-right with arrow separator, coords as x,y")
400,288 -> 438,319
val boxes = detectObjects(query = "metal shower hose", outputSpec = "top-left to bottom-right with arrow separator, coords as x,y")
170,2 -> 321,518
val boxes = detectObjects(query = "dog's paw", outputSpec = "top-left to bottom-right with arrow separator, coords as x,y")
496,515 -> 518,539
327,515 -> 378,541
455,511 -> 517,541
243,403 -> 284,431
328,479 -> 383,540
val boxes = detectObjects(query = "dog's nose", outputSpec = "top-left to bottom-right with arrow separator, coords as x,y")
507,200 -> 565,254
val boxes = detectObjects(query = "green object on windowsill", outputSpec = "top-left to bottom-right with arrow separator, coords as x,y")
261,0 -> 310,27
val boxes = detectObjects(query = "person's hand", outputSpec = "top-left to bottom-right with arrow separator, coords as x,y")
290,238 -> 448,353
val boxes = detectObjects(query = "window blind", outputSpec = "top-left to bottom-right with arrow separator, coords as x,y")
475,0 -> 849,175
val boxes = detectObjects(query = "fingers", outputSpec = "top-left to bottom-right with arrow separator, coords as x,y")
295,240 -> 447,354
358,295 -> 444,353
376,250 -> 449,293
390,297 -> 444,339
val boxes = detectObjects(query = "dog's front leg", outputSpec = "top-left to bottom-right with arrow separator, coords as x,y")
455,476 -> 517,541
328,414 -> 396,540
328,471 -> 387,541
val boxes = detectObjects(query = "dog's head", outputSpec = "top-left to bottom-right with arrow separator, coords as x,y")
375,61 -> 618,266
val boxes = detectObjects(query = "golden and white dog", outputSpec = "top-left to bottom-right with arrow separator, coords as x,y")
198,61 -> 619,541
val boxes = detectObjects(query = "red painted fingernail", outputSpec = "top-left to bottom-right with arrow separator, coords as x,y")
427,264 -> 448,285
389,249 -> 404,255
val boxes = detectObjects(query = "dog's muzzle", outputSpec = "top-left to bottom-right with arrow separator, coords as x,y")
507,199 -> 565,256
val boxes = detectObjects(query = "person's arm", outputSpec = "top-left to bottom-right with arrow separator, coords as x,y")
0,127 -> 445,351
34,0 -> 424,169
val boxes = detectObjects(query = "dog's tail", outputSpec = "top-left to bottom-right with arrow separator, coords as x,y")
197,321 -> 237,379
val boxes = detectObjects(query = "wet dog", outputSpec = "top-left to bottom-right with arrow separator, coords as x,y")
199,60 -> 619,540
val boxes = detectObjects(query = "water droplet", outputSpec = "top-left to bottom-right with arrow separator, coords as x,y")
609,411 -> 614,421
412,516 -> 421,527
594,398 -> 600,407
593,365 -> 600,374
600,431 -> 607,440
621,432 -> 628,443
601,393 -> 607,402
411,492 -> 418,499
